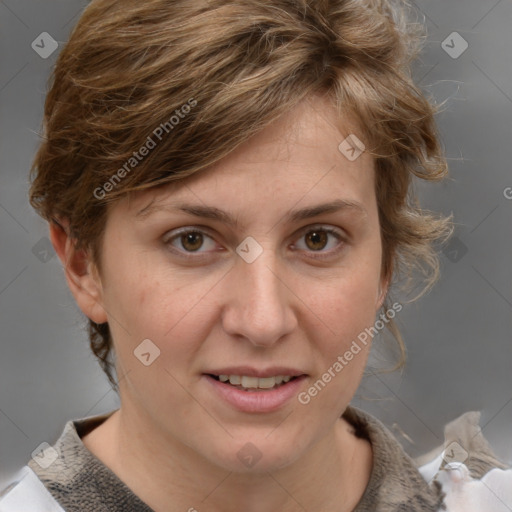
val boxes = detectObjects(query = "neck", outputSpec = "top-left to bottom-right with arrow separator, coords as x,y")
83,405 -> 372,512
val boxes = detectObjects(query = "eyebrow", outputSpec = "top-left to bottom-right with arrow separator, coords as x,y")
135,199 -> 367,226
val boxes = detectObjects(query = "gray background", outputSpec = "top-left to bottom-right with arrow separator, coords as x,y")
1,0 -> 511,491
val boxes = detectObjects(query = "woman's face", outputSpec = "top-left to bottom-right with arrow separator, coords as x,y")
91,96 -> 387,472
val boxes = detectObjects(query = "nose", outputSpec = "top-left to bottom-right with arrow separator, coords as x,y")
221,249 -> 297,347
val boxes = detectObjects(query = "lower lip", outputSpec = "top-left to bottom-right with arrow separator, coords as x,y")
203,375 -> 307,413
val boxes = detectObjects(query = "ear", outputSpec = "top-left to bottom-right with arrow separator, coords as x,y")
49,220 -> 108,324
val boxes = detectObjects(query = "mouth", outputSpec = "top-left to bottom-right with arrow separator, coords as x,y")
203,367 -> 308,412
207,374 -> 300,391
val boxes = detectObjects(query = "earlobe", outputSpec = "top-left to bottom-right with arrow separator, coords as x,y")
49,220 -> 108,324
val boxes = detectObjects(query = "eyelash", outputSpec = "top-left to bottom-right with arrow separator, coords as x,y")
162,225 -> 347,261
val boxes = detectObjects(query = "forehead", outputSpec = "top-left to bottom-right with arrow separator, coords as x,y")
122,96 -> 375,219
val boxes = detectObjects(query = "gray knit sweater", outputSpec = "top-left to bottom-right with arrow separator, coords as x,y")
25,406 -> 444,511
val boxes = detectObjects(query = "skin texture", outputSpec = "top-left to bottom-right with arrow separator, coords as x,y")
51,96 -> 388,512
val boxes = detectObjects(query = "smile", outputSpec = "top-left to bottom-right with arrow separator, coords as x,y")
204,372 -> 307,413
210,374 -> 296,391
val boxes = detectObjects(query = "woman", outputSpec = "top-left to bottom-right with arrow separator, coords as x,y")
1,0 -> 509,510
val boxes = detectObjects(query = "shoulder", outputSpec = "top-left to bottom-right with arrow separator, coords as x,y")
345,406 -> 512,512
1,411 -> 117,512
415,410 -> 512,512
344,406 -> 444,512
0,466 -> 64,512
432,462 -> 512,512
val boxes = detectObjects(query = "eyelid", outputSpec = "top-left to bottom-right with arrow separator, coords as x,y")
163,224 -> 347,259
162,225 -> 216,243
290,224 -> 347,257
161,226 -> 220,259
295,223 -> 345,238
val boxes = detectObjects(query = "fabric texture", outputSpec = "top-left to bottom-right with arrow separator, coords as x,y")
416,410 -> 509,480
0,406 -> 446,511
343,407 -> 444,511
0,466 -> 64,512
29,412 -> 153,512
416,410 -> 512,512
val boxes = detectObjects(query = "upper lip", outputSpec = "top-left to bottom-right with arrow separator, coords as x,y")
205,367 -> 307,378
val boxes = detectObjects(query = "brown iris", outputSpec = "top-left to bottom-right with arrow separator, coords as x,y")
305,230 -> 328,251
181,232 -> 204,251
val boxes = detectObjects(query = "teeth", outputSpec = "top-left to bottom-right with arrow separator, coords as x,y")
241,376 -> 259,388
216,374 -> 295,389
256,377 -> 276,389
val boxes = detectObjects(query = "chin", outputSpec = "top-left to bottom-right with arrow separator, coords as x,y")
201,434 -> 310,475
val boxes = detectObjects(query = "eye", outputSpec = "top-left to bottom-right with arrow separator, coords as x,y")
163,225 -> 346,260
163,228 -> 218,255
292,226 -> 345,257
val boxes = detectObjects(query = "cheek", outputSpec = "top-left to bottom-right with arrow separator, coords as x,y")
102,258 -> 218,369
299,254 -> 382,399
314,290 -> 376,382
307,284 -> 377,409
102,249 -> 173,330
307,264 -> 381,338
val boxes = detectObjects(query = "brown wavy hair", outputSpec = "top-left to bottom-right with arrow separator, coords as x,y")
29,0 -> 453,389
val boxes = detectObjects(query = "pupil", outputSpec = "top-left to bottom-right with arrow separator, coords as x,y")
306,231 -> 327,251
182,232 -> 203,251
